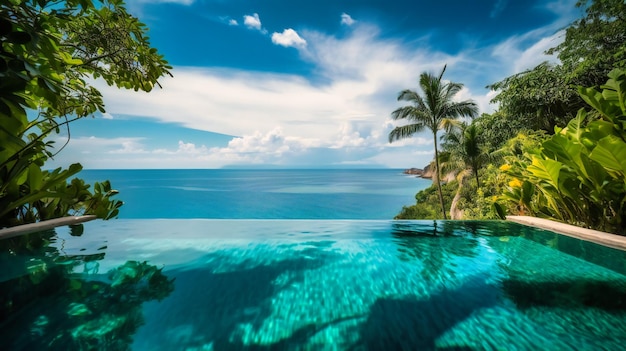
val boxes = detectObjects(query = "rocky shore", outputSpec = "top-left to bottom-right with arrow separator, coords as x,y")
403,165 -> 434,179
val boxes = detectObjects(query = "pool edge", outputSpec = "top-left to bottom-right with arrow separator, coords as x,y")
0,215 -> 97,240
507,215 -> 626,251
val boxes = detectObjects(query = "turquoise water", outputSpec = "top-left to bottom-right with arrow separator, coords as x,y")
77,169 -> 429,219
2,220 -> 626,350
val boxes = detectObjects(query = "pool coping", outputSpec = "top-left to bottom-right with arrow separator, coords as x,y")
0,215 -> 97,240
506,215 -> 626,251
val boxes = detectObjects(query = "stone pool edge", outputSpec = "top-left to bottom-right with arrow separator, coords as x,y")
0,215 -> 97,240
507,215 -> 626,251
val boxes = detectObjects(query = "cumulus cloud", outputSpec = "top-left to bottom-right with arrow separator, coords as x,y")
89,11 -> 578,168
341,13 -> 356,26
271,29 -> 307,48
110,141 -> 147,154
92,24 -> 481,167
228,19 -> 238,26
243,13 -> 262,31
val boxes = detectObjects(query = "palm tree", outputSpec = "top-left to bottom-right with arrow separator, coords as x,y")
389,65 -> 478,219
441,121 -> 487,188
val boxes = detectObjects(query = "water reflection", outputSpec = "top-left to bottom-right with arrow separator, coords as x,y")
390,221 -> 481,284
133,243 -> 342,350
351,275 -> 498,350
0,225 -> 175,351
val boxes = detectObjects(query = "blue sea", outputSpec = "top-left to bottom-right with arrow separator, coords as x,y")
78,169 -> 430,219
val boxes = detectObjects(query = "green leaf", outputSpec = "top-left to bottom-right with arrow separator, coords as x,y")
28,164 -> 43,191
565,109 -> 586,143
589,135 -> 626,177
527,157 -> 562,190
492,202 -> 506,220
521,180 -> 534,205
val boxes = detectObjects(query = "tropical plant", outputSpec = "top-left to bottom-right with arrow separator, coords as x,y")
456,164 -> 508,220
0,0 -> 171,227
488,0 -> 626,133
547,0 -> 626,87
389,65 -> 478,219
394,180 -> 458,220
488,63 -> 583,132
439,121 -> 490,218
473,111 -> 525,153
498,69 -> 626,234
441,121 -> 488,188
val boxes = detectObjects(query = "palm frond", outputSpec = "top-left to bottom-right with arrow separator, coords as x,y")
391,106 -> 423,121
397,89 -> 421,103
388,123 -> 424,143
445,100 -> 479,119
442,81 -> 464,101
439,118 -> 464,134
438,64 -> 447,81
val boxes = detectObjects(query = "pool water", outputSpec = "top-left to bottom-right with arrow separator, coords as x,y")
1,220 -> 626,350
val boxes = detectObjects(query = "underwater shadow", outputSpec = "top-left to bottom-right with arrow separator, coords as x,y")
390,221 -> 481,284
134,244 -> 342,350
502,278 -> 626,312
0,259 -> 175,351
348,275 -> 499,351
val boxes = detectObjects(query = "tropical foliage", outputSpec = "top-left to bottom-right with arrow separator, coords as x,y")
441,121 -> 488,188
0,228 -> 174,349
0,0 -> 171,227
396,0 -> 626,235
488,0 -> 626,133
499,69 -> 626,234
394,180 -> 458,220
389,65 -> 478,219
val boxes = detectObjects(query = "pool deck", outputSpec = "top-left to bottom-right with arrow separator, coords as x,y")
507,215 -> 626,251
0,215 -> 97,240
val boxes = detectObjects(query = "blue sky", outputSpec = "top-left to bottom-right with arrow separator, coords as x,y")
48,0 -> 582,169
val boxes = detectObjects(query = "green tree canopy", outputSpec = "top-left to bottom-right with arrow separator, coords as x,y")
548,0 -> 626,86
441,121 -> 488,188
0,0 -> 171,227
488,0 -> 626,133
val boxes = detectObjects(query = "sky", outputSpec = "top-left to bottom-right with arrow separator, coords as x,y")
47,0 -> 583,169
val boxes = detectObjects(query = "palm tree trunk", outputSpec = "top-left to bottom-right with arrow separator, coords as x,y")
433,132 -> 447,220
450,179 -> 464,220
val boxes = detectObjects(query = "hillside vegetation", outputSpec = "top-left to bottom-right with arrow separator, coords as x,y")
392,0 -> 626,235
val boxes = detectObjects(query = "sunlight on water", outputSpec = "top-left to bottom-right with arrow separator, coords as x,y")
2,220 -> 626,350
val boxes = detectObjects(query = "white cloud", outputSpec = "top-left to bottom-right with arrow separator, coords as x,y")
491,29 -> 564,74
243,13 -> 262,31
341,13 -> 356,26
228,19 -> 238,26
154,141 -> 209,155
271,29 -> 307,48
110,141 -> 147,154
47,136 -> 149,166
88,11 -> 579,169
101,112 -> 114,120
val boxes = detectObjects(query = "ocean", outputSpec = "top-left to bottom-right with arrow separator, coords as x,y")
77,169 -> 430,219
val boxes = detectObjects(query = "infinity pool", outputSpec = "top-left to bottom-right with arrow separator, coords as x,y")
1,220 -> 626,350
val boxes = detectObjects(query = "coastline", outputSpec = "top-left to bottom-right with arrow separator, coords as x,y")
403,167 -> 433,179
